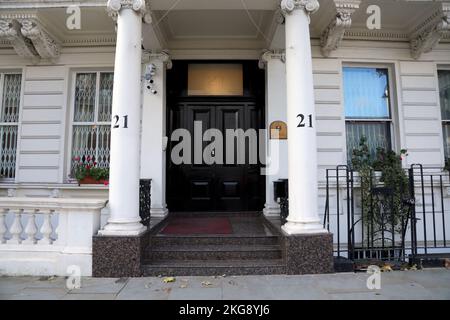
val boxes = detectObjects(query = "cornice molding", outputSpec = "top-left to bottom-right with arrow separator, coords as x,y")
258,49 -> 285,69
107,0 -> 152,24
320,0 -> 361,57
280,0 -> 320,20
0,13 -> 60,61
410,2 -> 450,59
142,50 -> 172,69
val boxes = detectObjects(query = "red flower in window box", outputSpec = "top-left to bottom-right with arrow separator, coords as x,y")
72,158 -> 109,186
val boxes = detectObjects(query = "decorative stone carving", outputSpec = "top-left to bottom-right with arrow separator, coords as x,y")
320,0 -> 361,57
280,0 -> 320,17
107,0 -> 152,23
410,3 -> 450,59
258,49 -> 286,69
19,18 -> 60,59
142,50 -> 172,69
0,18 -> 37,58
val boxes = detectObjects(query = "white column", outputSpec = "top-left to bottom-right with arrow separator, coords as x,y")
140,51 -> 171,218
281,0 -> 328,235
99,0 -> 147,236
260,51 -> 288,217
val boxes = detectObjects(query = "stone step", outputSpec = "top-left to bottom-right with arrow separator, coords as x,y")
147,244 -> 283,261
142,259 -> 287,276
150,235 -> 281,246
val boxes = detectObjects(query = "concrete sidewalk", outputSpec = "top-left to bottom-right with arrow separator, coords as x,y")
1,269 -> 449,300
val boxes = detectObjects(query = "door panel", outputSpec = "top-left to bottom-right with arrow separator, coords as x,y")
167,102 -> 264,212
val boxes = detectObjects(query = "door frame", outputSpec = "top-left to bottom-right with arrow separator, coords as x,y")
165,60 -> 266,212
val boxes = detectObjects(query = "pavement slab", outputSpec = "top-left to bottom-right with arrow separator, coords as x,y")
0,269 -> 449,300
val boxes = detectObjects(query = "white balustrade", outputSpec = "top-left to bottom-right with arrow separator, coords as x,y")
0,197 -> 106,276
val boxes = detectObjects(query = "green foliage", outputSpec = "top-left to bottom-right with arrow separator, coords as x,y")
351,137 -> 410,242
72,157 -> 109,182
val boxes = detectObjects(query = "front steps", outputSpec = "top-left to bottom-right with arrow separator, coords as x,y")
142,220 -> 287,276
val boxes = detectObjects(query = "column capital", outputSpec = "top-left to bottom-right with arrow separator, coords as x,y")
107,0 -> 152,23
258,49 -> 285,69
142,50 -> 172,69
280,0 -> 320,16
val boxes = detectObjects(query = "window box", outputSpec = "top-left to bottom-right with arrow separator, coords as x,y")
78,176 -> 108,185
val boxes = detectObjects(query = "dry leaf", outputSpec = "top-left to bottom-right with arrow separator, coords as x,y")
163,277 -> 176,283
201,281 -> 212,287
381,265 -> 393,272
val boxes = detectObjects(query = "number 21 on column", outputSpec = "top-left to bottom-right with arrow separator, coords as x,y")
113,115 -> 128,129
297,114 -> 313,128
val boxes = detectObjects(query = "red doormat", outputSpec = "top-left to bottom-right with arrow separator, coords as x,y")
160,217 -> 232,235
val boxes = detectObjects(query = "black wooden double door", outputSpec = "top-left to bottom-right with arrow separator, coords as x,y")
167,101 -> 265,212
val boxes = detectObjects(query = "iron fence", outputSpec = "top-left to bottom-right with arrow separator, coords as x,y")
139,179 -> 151,227
323,165 -> 450,263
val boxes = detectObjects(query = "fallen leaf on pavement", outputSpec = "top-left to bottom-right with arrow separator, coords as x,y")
163,277 -> 176,283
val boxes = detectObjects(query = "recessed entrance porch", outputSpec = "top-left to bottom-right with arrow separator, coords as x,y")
166,60 -> 265,212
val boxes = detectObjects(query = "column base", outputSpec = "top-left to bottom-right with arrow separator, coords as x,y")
150,205 -> 168,218
284,232 -> 334,275
282,220 -> 328,235
263,203 -> 281,217
92,230 -> 149,277
97,221 -> 147,236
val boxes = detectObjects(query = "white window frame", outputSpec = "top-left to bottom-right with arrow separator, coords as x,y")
342,63 -> 398,163
0,70 -> 24,182
437,66 -> 450,161
67,69 -> 114,182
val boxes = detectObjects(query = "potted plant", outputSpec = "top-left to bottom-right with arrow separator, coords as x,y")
72,156 -> 109,185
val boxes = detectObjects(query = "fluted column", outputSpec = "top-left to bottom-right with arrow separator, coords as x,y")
99,0 -> 147,236
281,0 -> 328,235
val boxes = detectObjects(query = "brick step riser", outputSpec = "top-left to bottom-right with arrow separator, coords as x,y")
142,266 -> 287,277
150,237 -> 281,246
146,250 -> 282,261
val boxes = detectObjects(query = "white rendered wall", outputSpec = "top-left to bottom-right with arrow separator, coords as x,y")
263,57 -> 288,216
140,58 -> 168,217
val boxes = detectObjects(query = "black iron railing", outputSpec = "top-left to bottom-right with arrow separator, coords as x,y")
139,179 -> 151,227
323,165 -> 450,263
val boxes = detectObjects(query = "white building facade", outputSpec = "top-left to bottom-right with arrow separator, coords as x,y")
0,0 -> 450,276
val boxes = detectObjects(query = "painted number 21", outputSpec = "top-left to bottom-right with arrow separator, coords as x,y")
297,114 -> 313,128
113,115 -> 128,129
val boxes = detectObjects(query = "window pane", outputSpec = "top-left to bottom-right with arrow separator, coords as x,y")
188,64 -> 243,96
346,122 -> 391,163
443,123 -> 450,159
439,70 -> 450,120
0,125 -> 18,178
98,72 -> 113,122
344,67 -> 390,119
74,73 -> 96,122
1,74 -> 21,123
71,125 -> 110,172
